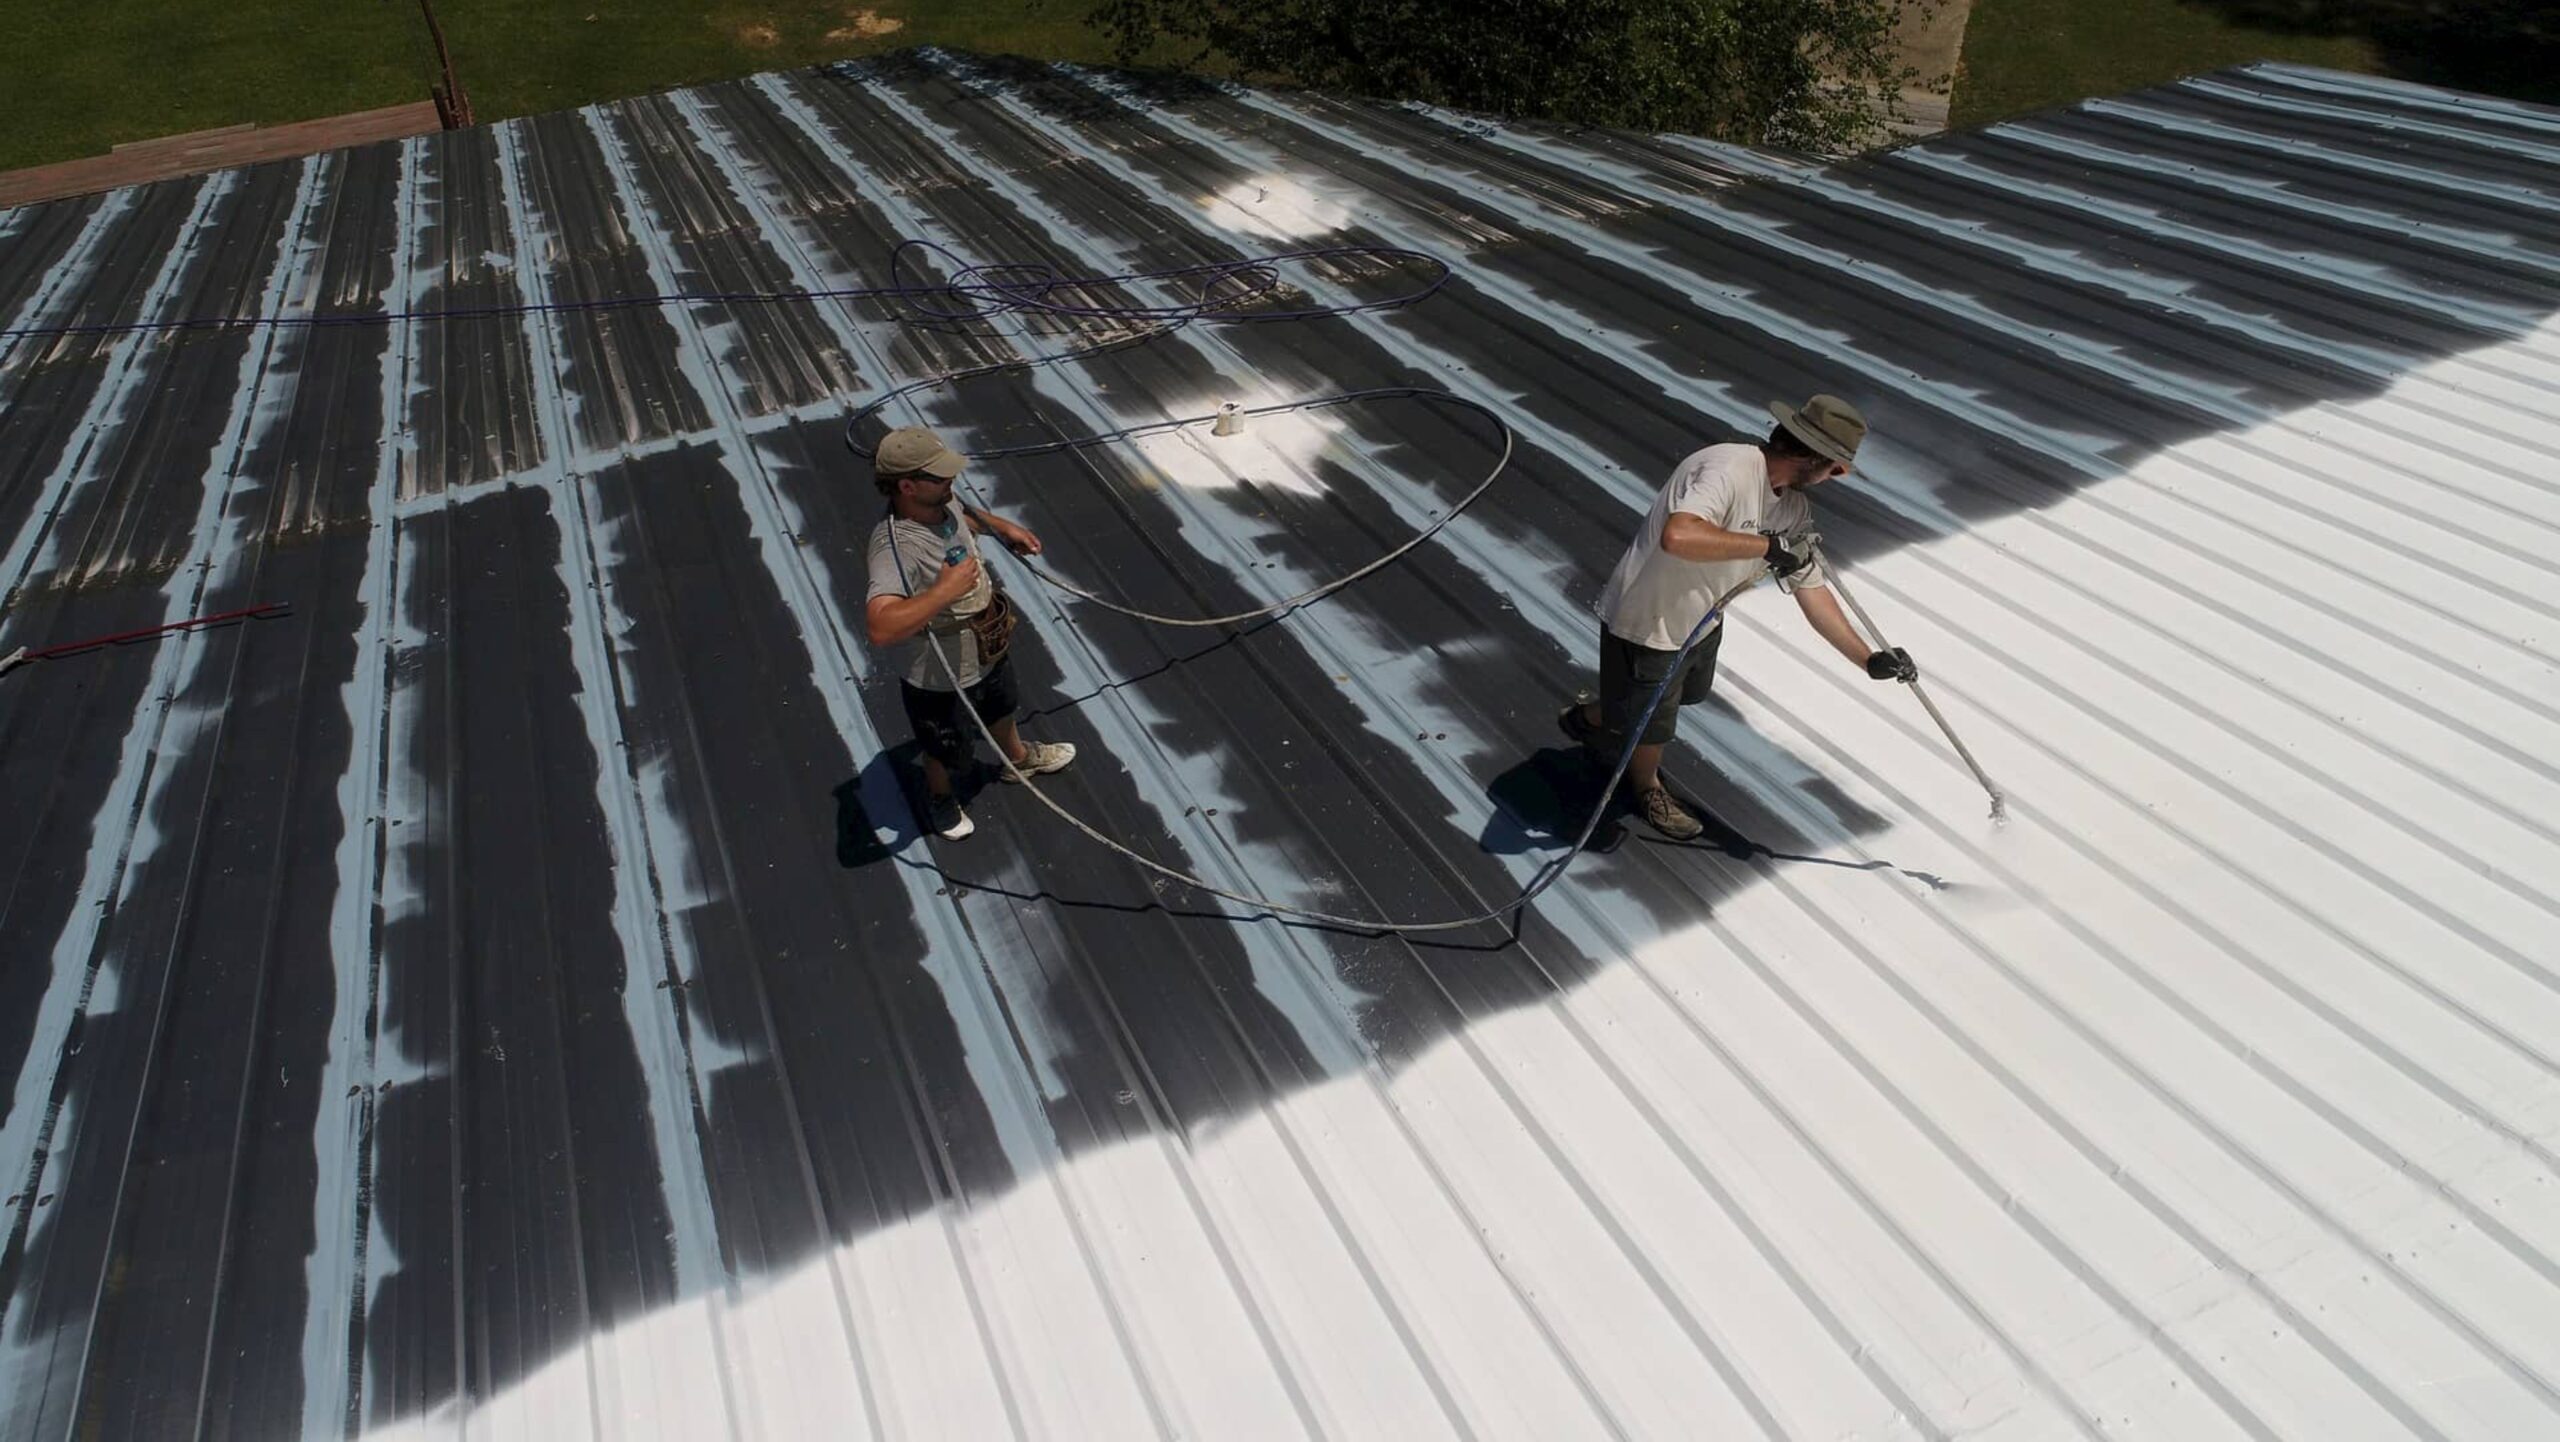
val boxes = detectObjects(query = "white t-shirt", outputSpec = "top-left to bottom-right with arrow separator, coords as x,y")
1594,443 -> 1828,651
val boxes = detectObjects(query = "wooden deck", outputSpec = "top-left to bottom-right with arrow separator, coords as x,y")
0,101 -> 445,210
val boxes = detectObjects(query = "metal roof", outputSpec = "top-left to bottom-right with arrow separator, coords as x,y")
3,48 -> 2559,1440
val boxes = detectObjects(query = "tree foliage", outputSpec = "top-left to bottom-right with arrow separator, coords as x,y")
1089,0 -> 1918,152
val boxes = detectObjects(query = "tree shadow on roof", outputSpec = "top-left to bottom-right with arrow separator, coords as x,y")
2194,2 -> 2560,103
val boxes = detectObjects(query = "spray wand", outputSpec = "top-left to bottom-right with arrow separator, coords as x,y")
1816,550 -> 2008,824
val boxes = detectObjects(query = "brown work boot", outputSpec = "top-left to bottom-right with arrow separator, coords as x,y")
1635,785 -> 1704,841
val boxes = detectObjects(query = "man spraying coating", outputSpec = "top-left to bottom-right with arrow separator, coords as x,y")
1561,394 -> 1919,840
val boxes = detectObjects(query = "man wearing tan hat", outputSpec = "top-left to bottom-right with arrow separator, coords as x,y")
864,425 -> 1076,841
1561,395 -> 1918,840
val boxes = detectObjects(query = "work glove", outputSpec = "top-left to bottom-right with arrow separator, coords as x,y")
1865,647 -> 1918,683
1761,533 -> 1812,580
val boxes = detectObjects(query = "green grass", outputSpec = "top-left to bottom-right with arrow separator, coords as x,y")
1952,0 -> 2381,129
0,1 -> 1143,173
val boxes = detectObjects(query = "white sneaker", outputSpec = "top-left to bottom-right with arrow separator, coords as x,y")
926,794 -> 975,840
999,740 -> 1076,782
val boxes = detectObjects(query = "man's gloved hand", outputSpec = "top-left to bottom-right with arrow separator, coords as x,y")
1762,533 -> 1812,580
1865,647 -> 1918,683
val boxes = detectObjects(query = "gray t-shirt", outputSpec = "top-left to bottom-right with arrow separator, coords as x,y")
1594,443 -> 1829,651
866,509 -> 995,692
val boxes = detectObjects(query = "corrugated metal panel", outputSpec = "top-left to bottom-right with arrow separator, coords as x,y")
1,49 -> 2556,1440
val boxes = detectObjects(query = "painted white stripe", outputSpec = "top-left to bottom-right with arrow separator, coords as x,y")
2182,73 -> 2560,167
2248,63 -> 2560,136
0,174 -> 230,608
0,154 -> 325,1389
301,134 -> 429,1442
1585,126 -> 2412,380
0,189 -> 139,394
1950,119 -> 2560,283
485,112 -> 739,1441
2082,95 -> 2560,218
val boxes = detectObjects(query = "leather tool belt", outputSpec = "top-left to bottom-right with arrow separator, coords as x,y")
966,585 -> 1019,668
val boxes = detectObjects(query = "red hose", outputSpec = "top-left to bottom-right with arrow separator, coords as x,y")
17,602 -> 289,662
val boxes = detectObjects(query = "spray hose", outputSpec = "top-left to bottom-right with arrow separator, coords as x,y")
857,239 -> 1727,931
895,535 -> 1765,935
855,241 -> 1967,932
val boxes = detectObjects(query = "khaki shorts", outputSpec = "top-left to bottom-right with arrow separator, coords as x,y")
1597,623 -> 1723,748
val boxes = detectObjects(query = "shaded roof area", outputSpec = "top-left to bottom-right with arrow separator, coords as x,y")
3,47 -> 2558,1440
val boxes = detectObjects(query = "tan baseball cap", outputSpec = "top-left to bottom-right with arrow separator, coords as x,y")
875,426 -> 966,481
1768,394 -> 1865,469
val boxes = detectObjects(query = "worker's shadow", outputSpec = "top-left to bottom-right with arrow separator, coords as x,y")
1479,748 -> 1949,891
1477,747 -> 1633,858
831,742 -> 973,867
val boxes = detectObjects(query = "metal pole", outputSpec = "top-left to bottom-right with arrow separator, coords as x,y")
1818,551 -> 2008,823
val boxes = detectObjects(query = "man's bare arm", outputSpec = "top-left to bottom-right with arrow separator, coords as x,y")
1794,584 -> 1875,669
959,503 -> 1042,557
865,556 -> 979,647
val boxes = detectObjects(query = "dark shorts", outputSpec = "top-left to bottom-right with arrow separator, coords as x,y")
901,655 -> 1019,767
1597,623 -> 1723,748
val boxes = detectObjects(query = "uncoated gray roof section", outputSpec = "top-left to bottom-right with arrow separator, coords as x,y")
1,47 -> 2557,1440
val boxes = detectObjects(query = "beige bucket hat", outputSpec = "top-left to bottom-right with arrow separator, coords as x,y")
875,426 -> 966,481
1767,394 -> 1866,470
